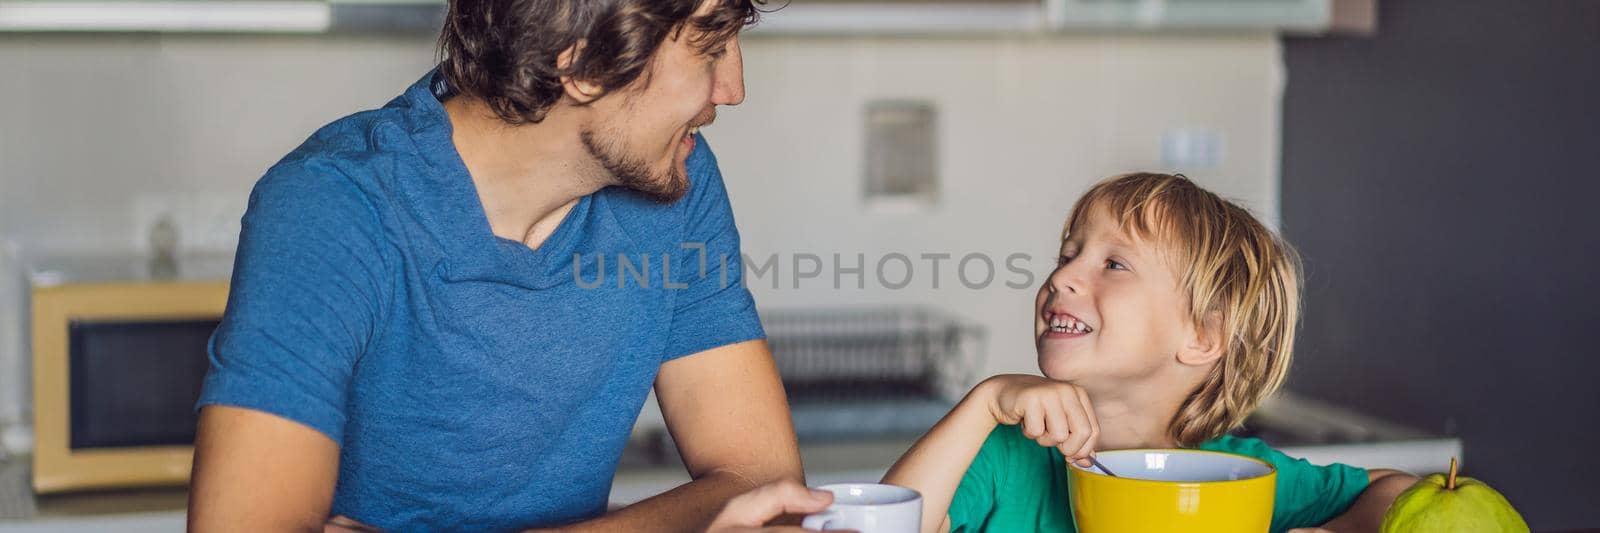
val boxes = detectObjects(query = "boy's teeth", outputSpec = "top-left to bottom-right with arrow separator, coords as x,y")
688,126 -> 699,135
1048,313 -> 1093,334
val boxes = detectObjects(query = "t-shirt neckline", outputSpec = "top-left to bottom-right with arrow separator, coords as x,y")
401,68 -> 592,289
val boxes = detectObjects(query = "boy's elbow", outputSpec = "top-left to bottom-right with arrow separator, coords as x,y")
1367,468 -> 1417,484
1361,469 -> 1421,506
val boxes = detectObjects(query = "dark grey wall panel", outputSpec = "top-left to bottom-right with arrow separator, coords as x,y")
1282,0 -> 1600,529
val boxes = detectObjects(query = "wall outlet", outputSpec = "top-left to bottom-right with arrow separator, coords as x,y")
1161,127 -> 1225,170
1,423 -> 31,456
131,191 -> 248,255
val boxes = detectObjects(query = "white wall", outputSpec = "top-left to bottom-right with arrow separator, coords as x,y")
0,32 -> 1283,432
0,34 -> 442,432
721,35 -> 1284,385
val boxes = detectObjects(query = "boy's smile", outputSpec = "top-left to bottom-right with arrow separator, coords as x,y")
1042,309 -> 1094,337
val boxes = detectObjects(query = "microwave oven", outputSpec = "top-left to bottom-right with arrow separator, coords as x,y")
28,254 -> 229,494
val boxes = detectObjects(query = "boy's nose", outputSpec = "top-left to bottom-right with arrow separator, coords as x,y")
1049,267 -> 1083,295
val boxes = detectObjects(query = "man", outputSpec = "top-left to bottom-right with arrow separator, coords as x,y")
188,0 -> 802,530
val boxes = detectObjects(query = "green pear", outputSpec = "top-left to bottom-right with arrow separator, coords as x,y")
1381,458 -> 1529,533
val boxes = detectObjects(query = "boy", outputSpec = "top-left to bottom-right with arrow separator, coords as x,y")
882,173 -> 1418,533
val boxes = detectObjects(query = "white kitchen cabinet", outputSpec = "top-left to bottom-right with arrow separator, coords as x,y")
759,0 -> 1336,35
1046,0 -> 1330,31
0,0 -> 331,33
0,0 -> 1373,35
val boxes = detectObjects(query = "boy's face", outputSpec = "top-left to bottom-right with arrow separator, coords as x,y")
580,0 -> 746,202
1035,207 -> 1195,385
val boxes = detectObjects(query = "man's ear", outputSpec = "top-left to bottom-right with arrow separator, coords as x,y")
557,41 -> 604,104
1177,310 -> 1226,367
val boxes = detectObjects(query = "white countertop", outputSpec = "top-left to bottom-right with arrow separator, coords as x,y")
0,435 -> 1462,531
609,436 -> 1464,506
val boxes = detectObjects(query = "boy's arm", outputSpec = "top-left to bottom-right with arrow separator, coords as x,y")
1290,469 -> 1419,533
889,372 -> 1100,531
883,375 -> 1099,533
880,381 -> 1004,533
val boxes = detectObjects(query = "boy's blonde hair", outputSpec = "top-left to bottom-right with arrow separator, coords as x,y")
1063,173 -> 1302,447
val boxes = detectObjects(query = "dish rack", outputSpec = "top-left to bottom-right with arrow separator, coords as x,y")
762,307 -> 986,440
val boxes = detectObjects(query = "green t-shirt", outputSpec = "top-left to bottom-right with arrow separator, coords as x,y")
947,425 -> 1370,533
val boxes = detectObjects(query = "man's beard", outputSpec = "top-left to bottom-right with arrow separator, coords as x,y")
580,125 -> 689,204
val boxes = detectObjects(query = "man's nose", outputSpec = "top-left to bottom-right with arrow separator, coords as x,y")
711,38 -> 746,106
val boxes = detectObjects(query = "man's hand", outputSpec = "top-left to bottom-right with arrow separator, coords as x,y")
706,480 -> 850,532
981,374 -> 1101,466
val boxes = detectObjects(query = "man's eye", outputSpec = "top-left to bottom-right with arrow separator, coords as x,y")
1057,255 -> 1073,267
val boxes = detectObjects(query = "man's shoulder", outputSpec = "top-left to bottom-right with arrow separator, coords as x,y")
253,103 -> 436,214
283,106 -> 429,174
241,110 -> 420,255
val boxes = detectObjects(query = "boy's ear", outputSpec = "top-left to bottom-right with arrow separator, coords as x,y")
558,41 -> 605,104
1177,310 -> 1226,367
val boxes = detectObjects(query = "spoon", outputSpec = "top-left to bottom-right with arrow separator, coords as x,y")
1088,456 -> 1118,477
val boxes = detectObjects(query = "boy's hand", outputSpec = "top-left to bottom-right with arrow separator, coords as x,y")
979,374 -> 1100,467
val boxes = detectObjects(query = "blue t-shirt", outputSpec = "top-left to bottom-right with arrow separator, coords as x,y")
197,70 -> 765,532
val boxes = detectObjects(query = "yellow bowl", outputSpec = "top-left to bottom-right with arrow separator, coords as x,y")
1068,449 -> 1277,533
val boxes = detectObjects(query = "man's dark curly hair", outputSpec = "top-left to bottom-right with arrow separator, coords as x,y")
437,0 -> 761,125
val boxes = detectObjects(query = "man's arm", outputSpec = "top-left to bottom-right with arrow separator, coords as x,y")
1291,469 -> 1418,533
188,405 -> 341,532
557,339 -> 803,533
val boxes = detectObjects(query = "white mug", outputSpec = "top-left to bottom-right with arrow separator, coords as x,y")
802,483 -> 922,533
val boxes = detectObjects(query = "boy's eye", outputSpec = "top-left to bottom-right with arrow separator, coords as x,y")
1106,259 -> 1128,271
1057,255 -> 1073,267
